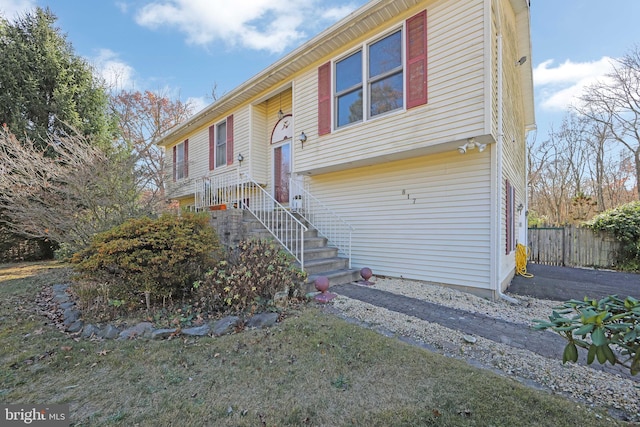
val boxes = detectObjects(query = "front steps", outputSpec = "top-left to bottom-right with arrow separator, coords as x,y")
242,211 -> 359,292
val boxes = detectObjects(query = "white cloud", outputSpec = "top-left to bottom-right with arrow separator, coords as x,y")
187,96 -> 208,114
0,0 -> 35,20
321,4 -> 358,21
134,0 -> 359,54
533,57 -> 614,111
91,49 -> 136,91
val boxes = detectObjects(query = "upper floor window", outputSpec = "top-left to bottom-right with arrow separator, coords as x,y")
335,29 -> 403,129
216,120 -> 227,168
318,10 -> 426,136
173,139 -> 188,181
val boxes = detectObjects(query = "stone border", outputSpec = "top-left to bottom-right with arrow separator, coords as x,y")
45,284 -> 280,340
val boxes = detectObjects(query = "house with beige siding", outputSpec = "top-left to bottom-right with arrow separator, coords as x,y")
156,0 -> 535,299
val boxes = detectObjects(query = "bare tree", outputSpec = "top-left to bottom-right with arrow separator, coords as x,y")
579,46 -> 640,199
110,90 -> 193,211
0,126 -> 145,251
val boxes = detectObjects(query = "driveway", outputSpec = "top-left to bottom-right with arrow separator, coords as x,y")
508,263 -> 640,301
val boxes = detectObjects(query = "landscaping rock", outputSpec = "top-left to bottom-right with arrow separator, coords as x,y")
52,284 -> 69,292
463,335 -> 477,344
246,312 -> 278,329
182,324 -> 210,336
59,302 -> 75,310
212,316 -> 240,336
54,293 -> 70,304
118,322 -> 154,340
100,324 -> 120,340
66,320 -> 84,333
151,328 -> 179,340
63,309 -> 80,326
81,324 -> 101,338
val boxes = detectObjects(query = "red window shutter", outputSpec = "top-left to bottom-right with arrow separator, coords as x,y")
208,125 -> 215,170
406,10 -> 428,109
505,180 -> 512,254
226,114 -> 234,165
318,61 -> 331,136
172,145 -> 177,182
184,139 -> 189,177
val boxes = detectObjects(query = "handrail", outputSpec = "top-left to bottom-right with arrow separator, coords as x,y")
290,178 -> 354,268
239,174 -> 307,269
194,172 -> 241,210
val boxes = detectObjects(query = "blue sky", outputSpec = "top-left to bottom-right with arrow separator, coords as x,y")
1,0 -> 640,143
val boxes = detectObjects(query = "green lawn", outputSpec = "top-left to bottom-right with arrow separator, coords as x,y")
0,262 -> 625,426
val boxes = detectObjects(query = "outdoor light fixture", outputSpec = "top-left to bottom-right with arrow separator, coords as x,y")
278,109 -> 284,120
457,138 -> 487,154
517,203 -> 524,213
237,153 -> 244,164
299,131 -> 307,148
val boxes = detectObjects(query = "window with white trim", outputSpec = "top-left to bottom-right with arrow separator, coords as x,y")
335,29 -> 404,128
174,140 -> 187,180
216,120 -> 227,168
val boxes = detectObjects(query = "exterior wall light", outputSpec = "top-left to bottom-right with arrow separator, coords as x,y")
457,138 -> 487,154
299,131 -> 307,148
237,153 -> 244,165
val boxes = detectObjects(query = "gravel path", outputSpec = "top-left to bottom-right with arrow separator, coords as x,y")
327,277 -> 640,423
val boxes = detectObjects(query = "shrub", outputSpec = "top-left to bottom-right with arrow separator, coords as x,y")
72,212 -> 222,312
195,239 -> 306,314
585,201 -> 640,271
533,295 -> 640,375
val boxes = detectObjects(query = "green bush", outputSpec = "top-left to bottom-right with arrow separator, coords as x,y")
585,201 -> 640,271
72,212 -> 222,312
195,239 -> 306,314
534,295 -> 640,375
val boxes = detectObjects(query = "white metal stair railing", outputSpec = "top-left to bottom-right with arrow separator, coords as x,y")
194,172 -> 243,210
238,174 -> 308,269
290,178 -> 354,268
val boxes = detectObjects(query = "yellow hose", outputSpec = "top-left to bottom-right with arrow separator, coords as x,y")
516,243 -> 533,278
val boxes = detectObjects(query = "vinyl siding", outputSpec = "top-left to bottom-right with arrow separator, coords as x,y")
250,103 -> 268,184
494,0 -> 529,286
307,150 -> 492,289
294,0 -> 486,175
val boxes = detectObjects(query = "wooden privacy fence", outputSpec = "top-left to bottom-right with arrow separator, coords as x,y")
527,226 -> 622,268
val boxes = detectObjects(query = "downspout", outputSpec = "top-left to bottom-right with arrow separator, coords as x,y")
495,5 -> 519,304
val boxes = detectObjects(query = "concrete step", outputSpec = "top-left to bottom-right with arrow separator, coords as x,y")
303,246 -> 339,261
301,257 -> 349,276
305,268 -> 361,293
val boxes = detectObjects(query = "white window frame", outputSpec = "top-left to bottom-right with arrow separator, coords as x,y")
334,26 -> 405,130
215,120 -> 227,168
175,141 -> 186,180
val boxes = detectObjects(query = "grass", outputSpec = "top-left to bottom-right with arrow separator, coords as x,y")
0,261 -> 627,426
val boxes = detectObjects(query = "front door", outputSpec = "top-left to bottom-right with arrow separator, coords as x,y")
273,142 -> 291,204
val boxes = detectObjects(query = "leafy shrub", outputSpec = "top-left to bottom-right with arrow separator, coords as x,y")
534,295 -> 640,375
585,201 -> 640,270
195,239 -> 306,314
72,212 -> 222,312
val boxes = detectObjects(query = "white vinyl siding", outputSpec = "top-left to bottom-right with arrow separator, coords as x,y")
295,0 -> 486,174
307,150 -> 492,289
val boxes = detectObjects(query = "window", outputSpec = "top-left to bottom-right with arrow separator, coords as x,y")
216,120 -> 227,168
369,30 -> 403,117
209,114 -> 233,170
336,51 -> 363,127
334,30 -> 403,128
173,139 -> 188,181
506,179 -> 516,254
318,10 -> 427,135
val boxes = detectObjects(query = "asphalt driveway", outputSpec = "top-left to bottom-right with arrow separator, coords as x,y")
508,263 -> 640,301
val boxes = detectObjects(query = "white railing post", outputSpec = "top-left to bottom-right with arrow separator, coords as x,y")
237,173 -> 307,270
290,178 -> 354,268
